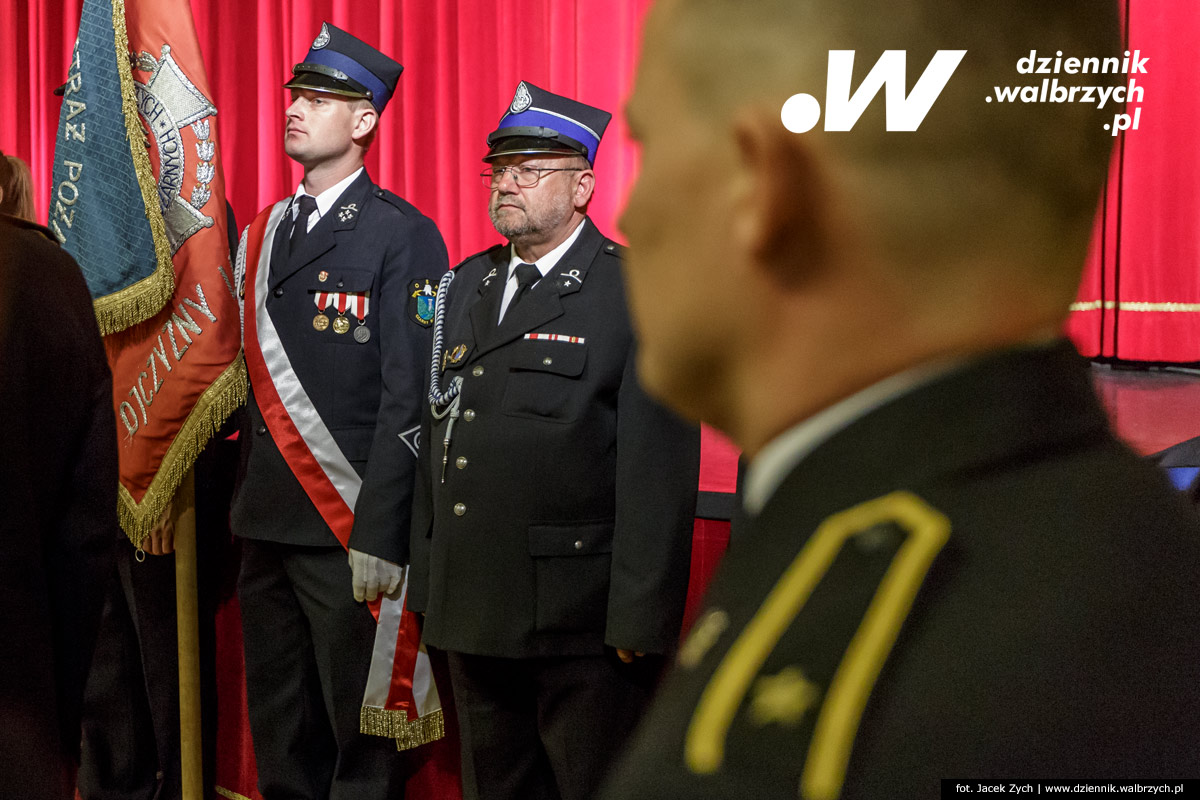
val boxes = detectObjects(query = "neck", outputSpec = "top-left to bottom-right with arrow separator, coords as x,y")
511,213 -> 585,263
301,154 -> 363,197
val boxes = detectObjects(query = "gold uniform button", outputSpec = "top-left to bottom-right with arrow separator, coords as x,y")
473,365 -> 485,377
542,357 -> 553,366
463,409 -> 476,422
456,456 -> 468,469
453,503 -> 466,516
574,540 -> 583,550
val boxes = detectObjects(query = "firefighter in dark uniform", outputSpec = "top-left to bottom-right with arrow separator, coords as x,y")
599,1 -> 1200,798
231,22 -> 448,800
404,82 -> 701,800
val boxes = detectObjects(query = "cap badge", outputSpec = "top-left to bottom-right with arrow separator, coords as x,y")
312,23 -> 331,50
510,81 -> 533,114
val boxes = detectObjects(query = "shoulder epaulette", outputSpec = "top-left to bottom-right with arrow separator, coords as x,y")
602,240 -> 626,259
452,242 -> 506,272
372,187 -> 419,217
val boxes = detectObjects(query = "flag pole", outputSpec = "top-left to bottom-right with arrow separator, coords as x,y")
174,468 -> 204,800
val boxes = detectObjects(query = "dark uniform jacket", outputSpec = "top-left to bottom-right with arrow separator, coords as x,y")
0,215 -> 116,799
232,171 -> 448,557
602,341 -> 1200,799
407,218 -> 700,659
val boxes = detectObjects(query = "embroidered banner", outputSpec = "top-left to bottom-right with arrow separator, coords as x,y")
51,0 -> 245,543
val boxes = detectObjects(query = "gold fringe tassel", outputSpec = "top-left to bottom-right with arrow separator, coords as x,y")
214,787 -> 254,800
118,353 -> 248,547
95,0 -> 177,336
360,707 -> 446,752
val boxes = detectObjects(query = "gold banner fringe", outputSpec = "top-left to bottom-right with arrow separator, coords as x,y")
360,707 -> 446,752
214,787 -> 253,800
95,0 -> 177,336
118,353 -> 247,547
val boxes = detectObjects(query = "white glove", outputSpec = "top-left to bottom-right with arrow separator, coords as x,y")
348,548 -> 404,603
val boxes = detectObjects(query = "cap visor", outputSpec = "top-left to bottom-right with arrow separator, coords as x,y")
284,71 -> 368,100
483,136 -> 585,162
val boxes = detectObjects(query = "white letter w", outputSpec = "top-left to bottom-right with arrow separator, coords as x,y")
823,50 -> 966,131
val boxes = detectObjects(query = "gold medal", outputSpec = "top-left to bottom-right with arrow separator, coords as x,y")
332,315 -> 351,334
313,313 -> 330,331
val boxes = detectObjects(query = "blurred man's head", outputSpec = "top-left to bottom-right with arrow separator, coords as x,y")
622,0 -> 1121,453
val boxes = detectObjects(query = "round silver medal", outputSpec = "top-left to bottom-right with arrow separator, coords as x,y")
354,325 -> 371,343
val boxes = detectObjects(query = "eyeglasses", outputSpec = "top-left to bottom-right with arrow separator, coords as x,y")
480,166 -> 584,189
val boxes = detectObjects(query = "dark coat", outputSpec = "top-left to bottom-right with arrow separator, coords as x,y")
0,215 -> 117,799
232,171 -> 448,557
407,218 -> 700,659
602,342 -> 1200,799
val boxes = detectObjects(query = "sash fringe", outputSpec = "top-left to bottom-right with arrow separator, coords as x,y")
360,707 -> 446,752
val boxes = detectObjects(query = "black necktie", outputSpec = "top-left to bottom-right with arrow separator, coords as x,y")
508,262 -> 541,314
290,195 -> 319,256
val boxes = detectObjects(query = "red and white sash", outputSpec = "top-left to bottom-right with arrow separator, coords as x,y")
239,201 -> 443,750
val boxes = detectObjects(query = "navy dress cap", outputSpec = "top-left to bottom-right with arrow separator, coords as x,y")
284,22 -> 403,113
485,81 -> 612,165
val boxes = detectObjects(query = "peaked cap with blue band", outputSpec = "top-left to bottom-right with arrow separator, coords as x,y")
284,22 -> 402,114
484,81 -> 612,165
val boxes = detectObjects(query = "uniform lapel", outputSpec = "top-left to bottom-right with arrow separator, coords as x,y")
470,218 -> 603,359
467,248 -> 511,352
269,171 -> 373,290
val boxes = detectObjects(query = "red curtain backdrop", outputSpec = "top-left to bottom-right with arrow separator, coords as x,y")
1067,1 -> 1200,362
1,0 -> 653,265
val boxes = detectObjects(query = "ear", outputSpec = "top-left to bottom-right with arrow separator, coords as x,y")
573,167 -> 596,211
730,107 -> 826,289
353,106 -> 378,142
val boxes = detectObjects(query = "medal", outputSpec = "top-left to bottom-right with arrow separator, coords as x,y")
314,291 -> 335,332
348,294 -> 371,342
333,315 -> 350,334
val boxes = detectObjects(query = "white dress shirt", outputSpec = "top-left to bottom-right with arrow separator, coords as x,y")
292,167 -> 364,232
497,218 -> 586,323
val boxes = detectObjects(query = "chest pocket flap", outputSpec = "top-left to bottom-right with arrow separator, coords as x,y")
310,268 -> 374,294
509,341 -> 587,377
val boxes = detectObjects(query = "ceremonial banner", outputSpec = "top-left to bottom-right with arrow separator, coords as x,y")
51,0 -> 245,543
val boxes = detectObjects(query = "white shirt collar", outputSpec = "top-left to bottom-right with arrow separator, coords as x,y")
293,167 -> 364,225
507,217 -> 587,280
742,358 -> 964,516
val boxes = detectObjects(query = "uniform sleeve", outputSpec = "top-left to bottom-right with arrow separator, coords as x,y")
347,211 -> 448,563
606,342 -> 701,654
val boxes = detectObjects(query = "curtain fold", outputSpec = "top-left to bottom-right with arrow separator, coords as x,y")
1066,0 -> 1200,362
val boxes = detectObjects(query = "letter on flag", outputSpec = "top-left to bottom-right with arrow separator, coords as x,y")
50,0 -> 245,542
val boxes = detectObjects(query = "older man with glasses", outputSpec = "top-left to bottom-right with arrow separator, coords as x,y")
402,81 -> 701,800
